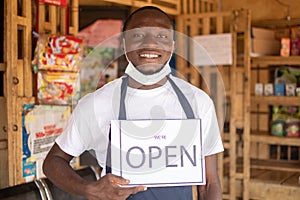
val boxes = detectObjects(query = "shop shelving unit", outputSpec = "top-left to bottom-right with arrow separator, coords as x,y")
249,54 -> 300,199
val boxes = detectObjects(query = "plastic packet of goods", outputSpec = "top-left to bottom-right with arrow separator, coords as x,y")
37,71 -> 80,105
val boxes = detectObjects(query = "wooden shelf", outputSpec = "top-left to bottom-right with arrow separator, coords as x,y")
251,131 -> 300,146
251,159 -> 300,172
251,96 -> 300,106
251,56 -> 300,65
252,18 -> 300,29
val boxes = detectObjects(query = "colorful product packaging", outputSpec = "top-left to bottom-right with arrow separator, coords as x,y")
291,39 -> 299,56
285,119 -> 300,137
275,84 -> 285,96
255,83 -> 263,96
296,87 -> 300,96
37,71 -> 80,105
285,83 -> 296,96
264,83 -> 274,96
37,35 -> 83,72
280,38 -> 290,57
271,120 -> 285,136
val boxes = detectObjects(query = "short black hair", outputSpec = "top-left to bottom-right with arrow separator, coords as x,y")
122,6 -> 175,33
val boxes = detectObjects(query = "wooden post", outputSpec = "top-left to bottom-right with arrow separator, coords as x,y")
2,0 -> 79,188
4,0 -> 34,186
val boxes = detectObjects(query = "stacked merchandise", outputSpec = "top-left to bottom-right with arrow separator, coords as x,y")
276,26 -> 300,56
271,67 -> 300,138
37,35 -> 83,104
22,35 -> 83,181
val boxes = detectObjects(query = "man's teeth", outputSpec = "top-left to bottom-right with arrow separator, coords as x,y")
140,53 -> 159,58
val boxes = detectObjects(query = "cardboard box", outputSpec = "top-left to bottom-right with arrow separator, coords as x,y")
252,27 -> 276,39
252,38 -> 281,55
251,27 -> 281,56
238,27 -> 281,56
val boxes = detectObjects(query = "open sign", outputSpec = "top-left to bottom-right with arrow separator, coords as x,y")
110,119 -> 205,187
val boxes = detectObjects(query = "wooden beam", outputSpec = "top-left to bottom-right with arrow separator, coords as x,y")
0,63 -> 5,71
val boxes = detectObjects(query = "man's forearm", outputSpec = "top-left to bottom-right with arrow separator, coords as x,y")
43,154 -> 91,197
43,154 -> 90,197
198,183 -> 222,200
43,144 -> 92,197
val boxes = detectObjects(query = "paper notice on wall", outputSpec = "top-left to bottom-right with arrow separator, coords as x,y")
24,105 -> 71,158
193,33 -> 232,66
22,104 -> 79,180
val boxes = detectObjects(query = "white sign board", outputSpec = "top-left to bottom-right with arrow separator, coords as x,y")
193,33 -> 232,66
110,119 -> 205,187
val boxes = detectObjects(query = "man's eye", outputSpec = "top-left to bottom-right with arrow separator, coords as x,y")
157,34 -> 168,38
133,33 -> 144,38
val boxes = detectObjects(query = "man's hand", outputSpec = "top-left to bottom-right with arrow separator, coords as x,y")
43,144 -> 146,200
85,173 -> 147,200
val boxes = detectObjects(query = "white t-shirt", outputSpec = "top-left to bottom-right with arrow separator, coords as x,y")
56,75 -> 224,170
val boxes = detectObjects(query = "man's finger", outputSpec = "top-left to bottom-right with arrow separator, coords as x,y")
131,186 -> 147,195
117,185 -> 147,196
107,174 -> 130,185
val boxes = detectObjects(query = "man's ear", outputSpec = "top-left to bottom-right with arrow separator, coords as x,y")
171,41 -> 175,53
122,38 -> 127,53
122,38 -> 130,62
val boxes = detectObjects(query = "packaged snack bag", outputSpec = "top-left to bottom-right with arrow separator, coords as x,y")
38,35 -> 83,71
37,71 -> 80,105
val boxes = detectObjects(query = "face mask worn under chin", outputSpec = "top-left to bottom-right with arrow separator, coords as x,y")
123,38 -> 173,85
124,61 -> 172,85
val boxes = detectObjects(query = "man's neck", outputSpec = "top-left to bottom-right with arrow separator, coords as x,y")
128,76 -> 168,90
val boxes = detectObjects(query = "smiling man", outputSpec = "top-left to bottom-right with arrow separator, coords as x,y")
122,7 -> 175,90
43,6 -> 223,200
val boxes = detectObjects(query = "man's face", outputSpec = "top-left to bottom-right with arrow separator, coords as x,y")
124,10 -> 174,75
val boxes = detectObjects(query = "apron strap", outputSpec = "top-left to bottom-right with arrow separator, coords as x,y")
166,76 -> 195,119
105,128 -> 112,174
119,76 -> 129,120
106,76 -> 128,174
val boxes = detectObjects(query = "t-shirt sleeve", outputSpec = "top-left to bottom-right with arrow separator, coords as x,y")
202,103 -> 224,156
55,112 -> 86,157
55,95 -> 95,157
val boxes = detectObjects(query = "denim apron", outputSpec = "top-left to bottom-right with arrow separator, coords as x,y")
107,75 -> 196,200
